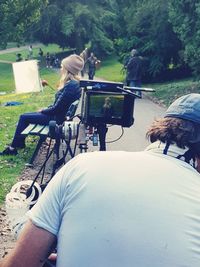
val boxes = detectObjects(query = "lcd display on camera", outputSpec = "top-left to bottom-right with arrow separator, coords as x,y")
89,94 -> 124,119
83,91 -> 135,127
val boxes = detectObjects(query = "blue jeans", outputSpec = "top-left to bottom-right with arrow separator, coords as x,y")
11,112 -> 53,148
88,68 -> 95,80
129,80 -> 142,97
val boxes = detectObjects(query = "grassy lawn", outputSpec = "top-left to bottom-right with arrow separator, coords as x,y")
0,63 -> 15,93
0,48 -> 60,203
96,56 -> 125,82
147,79 -> 200,106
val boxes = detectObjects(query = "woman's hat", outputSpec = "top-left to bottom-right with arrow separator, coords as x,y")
62,54 -> 84,75
165,93 -> 200,124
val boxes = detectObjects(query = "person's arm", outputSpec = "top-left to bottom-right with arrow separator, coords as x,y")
0,220 -> 56,267
41,89 -> 64,115
41,82 -> 80,115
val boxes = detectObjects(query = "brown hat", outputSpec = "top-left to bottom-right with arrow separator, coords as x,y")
62,54 -> 84,75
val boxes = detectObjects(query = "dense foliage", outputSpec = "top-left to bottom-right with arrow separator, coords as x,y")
0,0 -> 199,81
32,0 -> 118,56
169,0 -> 200,77
0,0 -> 48,48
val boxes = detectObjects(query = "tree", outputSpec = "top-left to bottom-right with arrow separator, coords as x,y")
115,0 -> 182,79
0,0 -> 48,48
169,0 -> 200,77
33,0 -> 118,56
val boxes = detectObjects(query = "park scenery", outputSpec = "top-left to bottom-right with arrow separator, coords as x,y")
1,0 -> 200,259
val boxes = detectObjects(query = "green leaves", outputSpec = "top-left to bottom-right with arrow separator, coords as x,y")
169,0 -> 200,77
0,0 -> 48,47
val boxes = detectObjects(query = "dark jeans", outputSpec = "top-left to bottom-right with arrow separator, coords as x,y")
11,112 -> 53,148
88,68 -> 95,80
129,80 -> 142,97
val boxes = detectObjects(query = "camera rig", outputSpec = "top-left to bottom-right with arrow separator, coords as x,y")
27,79 -> 155,193
78,79 -> 154,151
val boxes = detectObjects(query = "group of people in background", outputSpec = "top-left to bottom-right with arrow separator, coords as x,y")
15,45 -> 143,88
15,45 -> 102,79
45,52 -> 60,69
15,45 -> 61,69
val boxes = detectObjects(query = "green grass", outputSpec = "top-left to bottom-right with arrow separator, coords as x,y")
147,79 -> 200,106
0,52 -> 59,203
96,56 -> 125,82
0,63 -> 15,93
0,44 -> 62,203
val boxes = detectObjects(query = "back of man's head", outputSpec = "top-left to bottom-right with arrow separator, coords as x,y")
165,93 -> 200,124
147,93 -> 200,157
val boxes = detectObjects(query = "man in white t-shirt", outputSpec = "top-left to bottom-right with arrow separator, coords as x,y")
2,94 -> 200,267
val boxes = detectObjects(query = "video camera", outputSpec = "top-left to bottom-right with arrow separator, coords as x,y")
48,79 -> 155,154
80,79 -> 136,128
49,120 -> 79,141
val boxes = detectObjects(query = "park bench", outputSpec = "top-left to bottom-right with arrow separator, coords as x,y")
21,100 -> 80,165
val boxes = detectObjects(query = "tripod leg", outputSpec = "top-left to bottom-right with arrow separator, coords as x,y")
97,124 -> 108,151
29,136 -> 46,165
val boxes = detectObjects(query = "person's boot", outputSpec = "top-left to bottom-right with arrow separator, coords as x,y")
0,146 -> 18,156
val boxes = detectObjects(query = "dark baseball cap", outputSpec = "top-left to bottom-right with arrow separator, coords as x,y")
165,93 -> 200,124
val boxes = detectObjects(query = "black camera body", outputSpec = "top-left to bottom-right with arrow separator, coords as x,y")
80,80 -> 135,127
81,90 -> 134,127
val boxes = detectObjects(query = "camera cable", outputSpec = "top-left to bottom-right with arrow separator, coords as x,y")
105,126 -> 124,144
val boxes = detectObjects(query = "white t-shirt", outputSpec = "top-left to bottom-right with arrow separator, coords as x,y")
29,148 -> 200,267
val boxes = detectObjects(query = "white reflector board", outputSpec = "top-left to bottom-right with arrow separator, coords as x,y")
12,60 -> 42,93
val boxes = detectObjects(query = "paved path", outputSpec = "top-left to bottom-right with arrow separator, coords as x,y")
0,44 -> 41,64
0,44 -> 41,55
106,94 -> 165,151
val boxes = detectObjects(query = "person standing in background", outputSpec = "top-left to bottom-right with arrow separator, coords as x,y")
28,45 -> 33,59
46,52 -> 51,68
126,49 -> 143,97
85,52 -> 101,80
16,53 -> 23,62
38,48 -> 44,58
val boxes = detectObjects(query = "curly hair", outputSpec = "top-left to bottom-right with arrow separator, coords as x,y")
146,117 -> 200,156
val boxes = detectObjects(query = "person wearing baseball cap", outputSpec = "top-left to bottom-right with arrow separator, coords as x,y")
2,93 -> 200,267
0,54 -> 84,156
147,93 -> 200,165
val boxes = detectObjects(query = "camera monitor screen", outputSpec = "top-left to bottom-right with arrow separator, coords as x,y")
84,91 -> 135,127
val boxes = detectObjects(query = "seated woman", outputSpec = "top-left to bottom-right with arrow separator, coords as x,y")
0,54 -> 84,156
